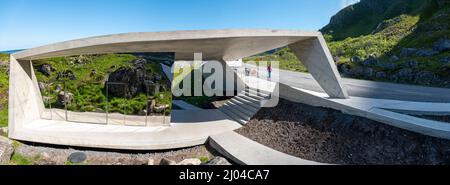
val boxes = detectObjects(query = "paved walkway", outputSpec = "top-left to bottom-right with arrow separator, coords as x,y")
209,131 -> 325,165
244,64 -> 450,102
14,110 -> 241,150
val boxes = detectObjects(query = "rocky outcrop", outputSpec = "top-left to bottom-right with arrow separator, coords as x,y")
107,58 -> 162,98
57,91 -> 73,106
159,158 -> 176,165
177,158 -> 202,165
0,136 -> 13,164
56,70 -> 76,80
205,157 -> 232,165
434,38 -> 450,52
38,64 -> 55,76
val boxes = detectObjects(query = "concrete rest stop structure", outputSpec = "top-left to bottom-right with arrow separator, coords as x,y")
8,29 -> 349,150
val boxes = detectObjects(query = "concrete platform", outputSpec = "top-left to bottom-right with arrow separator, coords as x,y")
280,84 -> 450,140
10,110 -> 241,150
209,131 -> 325,165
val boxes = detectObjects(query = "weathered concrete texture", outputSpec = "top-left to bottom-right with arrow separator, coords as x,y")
209,131 -> 325,165
289,36 -> 349,99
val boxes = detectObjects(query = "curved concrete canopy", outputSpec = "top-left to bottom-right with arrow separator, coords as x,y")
14,29 -> 318,61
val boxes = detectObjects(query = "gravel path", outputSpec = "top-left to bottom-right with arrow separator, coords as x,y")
14,142 -> 219,165
236,99 -> 450,165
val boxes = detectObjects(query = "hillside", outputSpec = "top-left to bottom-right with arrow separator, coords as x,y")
245,0 -> 450,88
0,53 -> 9,127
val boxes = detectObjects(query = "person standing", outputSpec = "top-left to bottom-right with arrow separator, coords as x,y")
267,63 -> 272,80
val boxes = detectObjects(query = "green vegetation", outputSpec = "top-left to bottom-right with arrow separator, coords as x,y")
10,153 -> 32,165
198,156 -> 210,163
244,0 -> 450,87
0,54 -> 9,127
33,54 -> 172,115
244,47 -> 307,72
9,153 -> 42,165
321,0 -> 432,41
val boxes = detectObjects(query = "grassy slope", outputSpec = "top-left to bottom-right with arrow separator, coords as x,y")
34,54 -> 171,115
244,0 -> 450,87
0,54 -> 9,127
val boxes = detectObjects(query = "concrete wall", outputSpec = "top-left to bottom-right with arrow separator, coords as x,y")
8,56 -> 43,137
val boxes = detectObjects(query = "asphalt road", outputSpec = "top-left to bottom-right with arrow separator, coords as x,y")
243,64 -> 450,103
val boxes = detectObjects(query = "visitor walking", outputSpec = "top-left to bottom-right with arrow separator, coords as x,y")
267,63 -> 272,80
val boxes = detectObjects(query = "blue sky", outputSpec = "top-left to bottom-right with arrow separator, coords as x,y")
0,0 -> 359,51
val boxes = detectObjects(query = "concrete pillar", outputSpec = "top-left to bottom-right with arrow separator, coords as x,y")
289,35 -> 349,99
8,56 -> 43,137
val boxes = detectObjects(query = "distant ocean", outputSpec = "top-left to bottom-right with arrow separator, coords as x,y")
0,49 -> 24,54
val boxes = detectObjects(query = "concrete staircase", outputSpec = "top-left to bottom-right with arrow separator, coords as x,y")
219,87 -> 271,125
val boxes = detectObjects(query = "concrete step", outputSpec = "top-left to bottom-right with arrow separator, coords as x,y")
232,96 -> 261,109
242,90 -> 268,98
220,105 -> 247,125
230,97 -> 260,112
225,100 -> 257,117
237,93 -> 264,101
223,102 -> 252,121
246,88 -> 270,97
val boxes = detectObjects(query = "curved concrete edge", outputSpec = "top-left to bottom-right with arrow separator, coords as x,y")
279,83 -> 450,140
378,102 -> 450,116
368,108 -> 450,140
208,131 -> 327,165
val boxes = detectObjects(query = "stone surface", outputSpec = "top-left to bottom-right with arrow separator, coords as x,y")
362,55 -> 378,66
415,71 -> 436,85
147,158 -> 154,165
0,127 -> 8,136
0,136 -> 13,164
68,152 -> 87,163
375,71 -> 387,79
416,48 -> 439,57
205,157 -> 232,165
37,64 -> 54,76
57,91 -> 74,106
177,158 -> 202,165
434,38 -> 450,52
397,68 -> 414,81
400,48 -> 418,57
159,158 -> 176,165
350,56 -> 362,63
56,70 -> 76,80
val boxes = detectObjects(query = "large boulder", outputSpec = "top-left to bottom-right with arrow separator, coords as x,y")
107,64 -> 151,98
57,91 -> 74,106
38,64 -> 55,76
56,70 -> 76,81
434,38 -> 450,52
0,136 -> 13,164
350,56 -> 362,63
415,71 -> 436,85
